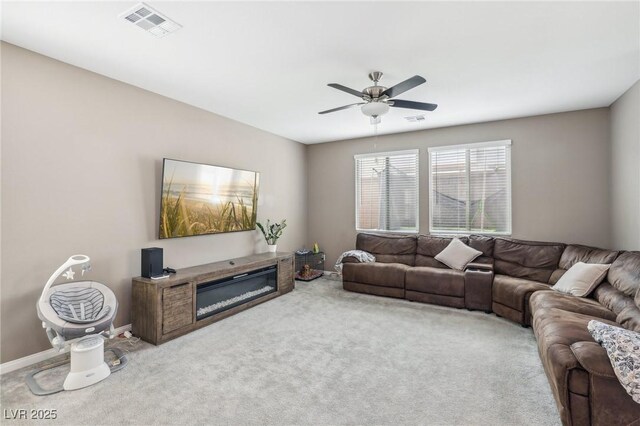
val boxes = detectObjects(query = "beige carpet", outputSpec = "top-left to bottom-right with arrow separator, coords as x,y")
1,278 -> 559,425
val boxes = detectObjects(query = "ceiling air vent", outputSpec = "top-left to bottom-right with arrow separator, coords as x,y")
404,115 -> 426,122
120,3 -> 181,38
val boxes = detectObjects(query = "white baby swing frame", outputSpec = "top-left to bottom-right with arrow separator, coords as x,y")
26,255 -> 128,395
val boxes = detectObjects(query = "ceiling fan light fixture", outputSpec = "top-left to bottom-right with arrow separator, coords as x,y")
361,102 -> 389,118
320,72 -> 435,125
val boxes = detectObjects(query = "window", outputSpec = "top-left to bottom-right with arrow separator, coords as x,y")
428,140 -> 511,235
355,150 -> 419,233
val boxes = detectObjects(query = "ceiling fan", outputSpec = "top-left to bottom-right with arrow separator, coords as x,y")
319,71 -> 437,124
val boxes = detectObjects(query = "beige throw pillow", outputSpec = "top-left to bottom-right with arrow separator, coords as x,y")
434,238 -> 482,271
552,262 -> 610,297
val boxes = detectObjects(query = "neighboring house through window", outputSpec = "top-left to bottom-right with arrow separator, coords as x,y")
428,140 -> 512,235
355,150 -> 419,233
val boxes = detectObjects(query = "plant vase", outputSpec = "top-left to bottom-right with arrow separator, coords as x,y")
257,219 -> 287,255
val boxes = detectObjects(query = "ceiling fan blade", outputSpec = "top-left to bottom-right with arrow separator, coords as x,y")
327,83 -> 364,98
318,103 -> 365,114
381,75 -> 426,98
389,99 -> 438,111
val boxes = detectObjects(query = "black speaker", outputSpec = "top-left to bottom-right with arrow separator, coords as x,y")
141,247 -> 163,278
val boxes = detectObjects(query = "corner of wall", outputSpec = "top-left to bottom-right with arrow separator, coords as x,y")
609,79 -> 640,250
303,143 -> 311,247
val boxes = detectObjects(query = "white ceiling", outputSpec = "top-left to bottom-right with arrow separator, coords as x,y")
2,1 -> 639,144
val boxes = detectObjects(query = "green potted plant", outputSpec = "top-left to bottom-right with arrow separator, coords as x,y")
256,219 -> 287,253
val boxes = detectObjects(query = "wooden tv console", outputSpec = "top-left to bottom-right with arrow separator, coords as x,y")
131,252 -> 294,345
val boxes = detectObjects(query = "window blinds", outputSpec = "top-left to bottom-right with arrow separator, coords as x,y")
429,141 -> 511,235
355,150 -> 419,232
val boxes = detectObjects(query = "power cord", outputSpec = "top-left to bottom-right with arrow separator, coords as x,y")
109,331 -> 141,367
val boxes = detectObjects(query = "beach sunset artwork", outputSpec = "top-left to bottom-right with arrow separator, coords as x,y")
160,159 -> 260,239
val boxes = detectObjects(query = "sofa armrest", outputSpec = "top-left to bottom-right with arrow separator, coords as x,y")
569,341 -> 640,424
465,262 -> 493,272
570,341 -> 616,379
341,256 -> 361,264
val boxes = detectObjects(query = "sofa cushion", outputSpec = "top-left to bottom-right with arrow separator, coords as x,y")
405,267 -> 465,297
356,233 -> 416,266
616,305 -> 640,334
493,274 -> 551,322
559,245 -> 618,269
342,262 -> 409,289
592,283 -> 640,332
551,262 -> 611,297
593,283 -> 637,314
468,234 -> 495,257
529,290 -> 617,322
434,238 -> 482,271
414,235 -> 468,268
549,245 -> 620,284
534,307 -> 591,350
607,251 -> 640,298
493,238 -> 565,283
533,308 -> 619,364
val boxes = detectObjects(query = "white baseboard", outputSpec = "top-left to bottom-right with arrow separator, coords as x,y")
0,324 -> 132,375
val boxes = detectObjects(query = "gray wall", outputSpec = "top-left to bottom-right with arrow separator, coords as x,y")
308,109 -> 612,266
610,80 -> 640,250
0,43 -> 308,362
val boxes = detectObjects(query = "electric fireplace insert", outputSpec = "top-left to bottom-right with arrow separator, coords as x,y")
196,265 -> 277,321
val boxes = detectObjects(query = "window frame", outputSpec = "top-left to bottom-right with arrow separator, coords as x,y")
427,140 -> 512,236
354,149 -> 420,234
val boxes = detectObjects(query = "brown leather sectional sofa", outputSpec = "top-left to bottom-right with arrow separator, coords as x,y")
342,232 -> 640,426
